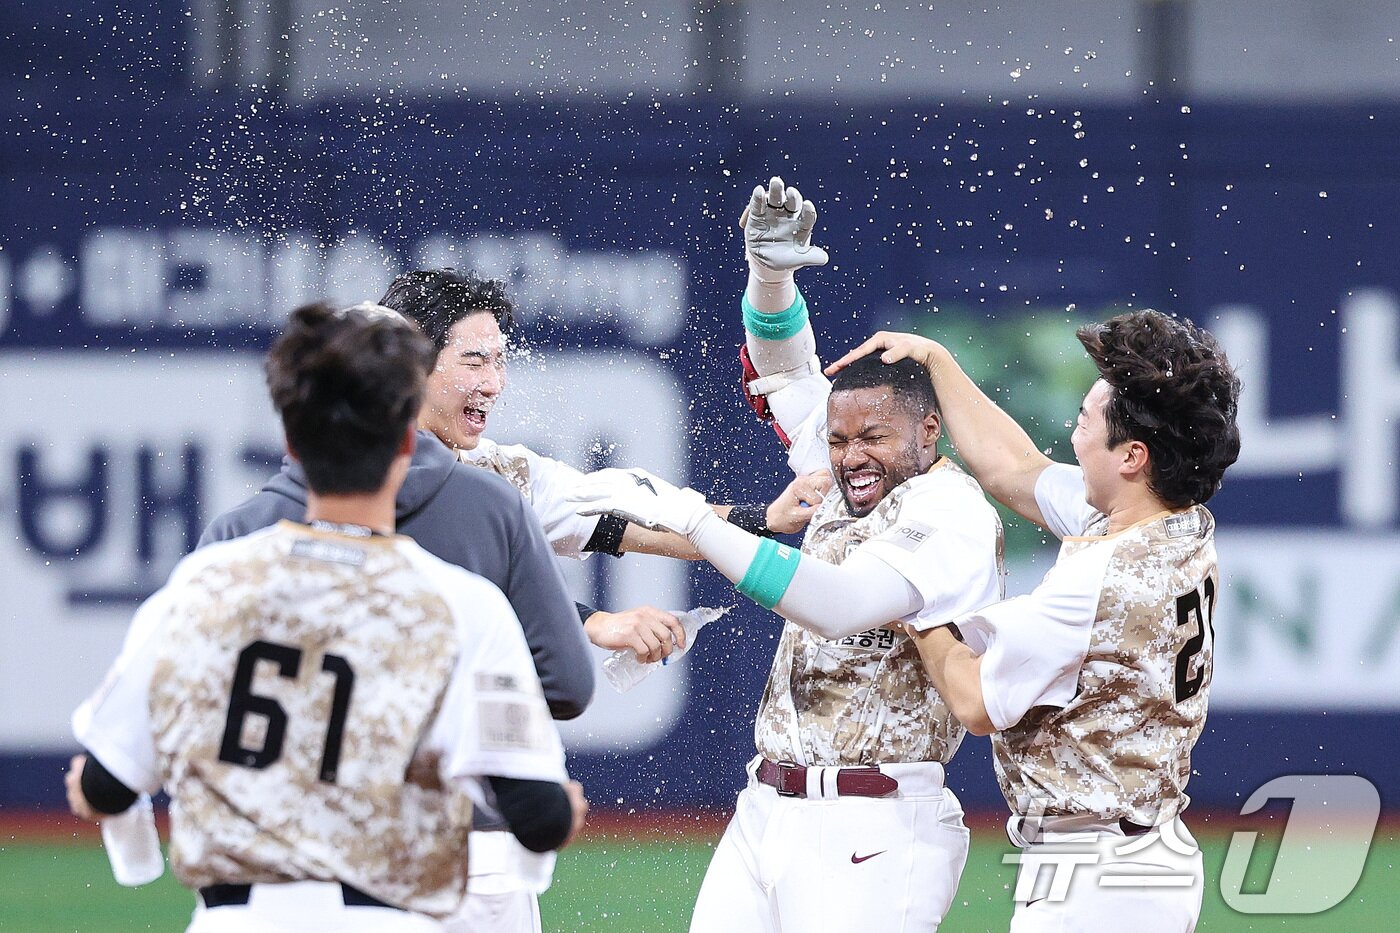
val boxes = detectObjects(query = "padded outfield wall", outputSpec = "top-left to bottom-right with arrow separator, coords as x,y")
2,92 -> 1398,814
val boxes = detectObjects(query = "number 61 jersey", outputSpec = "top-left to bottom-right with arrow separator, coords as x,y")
955,464 -> 1219,828
72,521 -> 565,918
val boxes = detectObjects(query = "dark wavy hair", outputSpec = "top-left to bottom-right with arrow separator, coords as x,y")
266,302 -> 435,495
1077,310 -> 1241,507
830,355 -> 942,420
378,268 -> 515,361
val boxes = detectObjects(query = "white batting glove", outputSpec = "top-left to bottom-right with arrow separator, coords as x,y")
740,176 -> 829,284
570,469 -> 713,538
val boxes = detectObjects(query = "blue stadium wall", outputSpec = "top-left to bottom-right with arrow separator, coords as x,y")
3,82 -> 1399,814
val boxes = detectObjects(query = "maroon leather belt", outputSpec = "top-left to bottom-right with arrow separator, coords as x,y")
757,759 -> 899,798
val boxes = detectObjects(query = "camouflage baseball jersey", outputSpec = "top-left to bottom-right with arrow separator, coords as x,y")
458,438 -> 601,558
73,521 -> 565,919
958,464 -> 1218,827
755,458 -> 1004,766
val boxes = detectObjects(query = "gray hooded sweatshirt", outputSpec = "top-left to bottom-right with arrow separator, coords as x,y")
198,430 -> 595,721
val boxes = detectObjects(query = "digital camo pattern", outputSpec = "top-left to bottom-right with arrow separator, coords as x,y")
755,460 -> 993,766
147,523 -> 473,918
460,441 -> 533,502
993,506 -> 1219,826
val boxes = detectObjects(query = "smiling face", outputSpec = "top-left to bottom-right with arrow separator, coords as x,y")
1071,379 -> 1121,511
419,312 -> 506,451
827,386 -> 940,517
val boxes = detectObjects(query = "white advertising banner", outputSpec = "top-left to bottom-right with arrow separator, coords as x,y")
0,349 -> 690,753
1212,530 -> 1400,709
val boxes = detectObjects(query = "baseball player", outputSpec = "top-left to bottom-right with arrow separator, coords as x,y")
65,303 -> 585,932
828,311 -> 1241,931
375,268 -> 829,932
567,179 -> 1006,931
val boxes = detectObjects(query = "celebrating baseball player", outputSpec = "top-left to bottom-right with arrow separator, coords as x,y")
374,267 -> 828,932
66,303 -> 585,931
569,178 -> 1006,931
829,311 -> 1241,926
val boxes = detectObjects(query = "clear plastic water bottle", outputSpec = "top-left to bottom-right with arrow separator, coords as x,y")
101,794 -> 165,886
603,606 -> 729,693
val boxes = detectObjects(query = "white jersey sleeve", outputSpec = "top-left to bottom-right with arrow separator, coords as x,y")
1034,462 -> 1099,539
768,374 -> 833,477
419,563 -> 568,800
954,541 -> 1112,731
502,443 -> 604,559
858,476 -> 1004,629
71,545 -> 231,794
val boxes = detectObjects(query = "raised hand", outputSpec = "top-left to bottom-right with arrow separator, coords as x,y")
741,176 -> 829,280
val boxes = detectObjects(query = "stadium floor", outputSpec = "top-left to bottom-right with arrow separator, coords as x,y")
2,813 -> 1395,931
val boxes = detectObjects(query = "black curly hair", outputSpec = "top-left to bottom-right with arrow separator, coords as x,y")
266,302 -> 434,495
1076,310 -> 1241,507
378,268 -> 515,361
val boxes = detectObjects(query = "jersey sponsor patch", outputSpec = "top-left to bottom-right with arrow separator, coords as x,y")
289,538 -> 367,566
1163,512 -> 1203,539
879,520 -> 937,553
475,672 -> 522,693
478,700 -> 541,751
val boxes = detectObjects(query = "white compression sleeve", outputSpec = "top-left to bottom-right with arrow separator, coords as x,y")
688,512 -> 923,640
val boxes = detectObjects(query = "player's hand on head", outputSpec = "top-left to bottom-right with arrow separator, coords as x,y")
561,780 -> 588,849
65,754 -> 100,822
825,331 -> 942,377
584,606 -> 687,663
570,468 -> 713,537
765,471 -> 834,535
740,176 -> 829,282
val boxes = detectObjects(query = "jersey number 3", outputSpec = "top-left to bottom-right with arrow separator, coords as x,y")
217,639 -> 356,784
1174,578 -> 1216,703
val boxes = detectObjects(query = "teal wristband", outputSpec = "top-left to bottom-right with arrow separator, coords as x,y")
735,538 -> 802,610
742,288 -> 808,342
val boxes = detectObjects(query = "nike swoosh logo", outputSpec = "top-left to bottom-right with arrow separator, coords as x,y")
850,851 -> 886,864
631,475 -> 657,494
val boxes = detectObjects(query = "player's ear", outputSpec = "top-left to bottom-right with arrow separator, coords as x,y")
922,410 -> 942,449
399,425 -> 417,457
1120,439 -> 1150,478
283,433 -> 301,463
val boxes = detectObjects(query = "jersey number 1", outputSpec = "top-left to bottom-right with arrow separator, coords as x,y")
217,639 -> 356,783
1174,578 -> 1216,703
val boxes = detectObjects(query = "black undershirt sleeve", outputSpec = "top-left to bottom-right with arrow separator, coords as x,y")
581,514 -> 627,557
726,504 -> 777,538
80,752 -> 140,815
487,775 -> 573,853
575,602 -> 597,626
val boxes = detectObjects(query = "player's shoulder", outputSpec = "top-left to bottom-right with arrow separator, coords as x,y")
391,537 -> 516,620
898,458 -> 999,516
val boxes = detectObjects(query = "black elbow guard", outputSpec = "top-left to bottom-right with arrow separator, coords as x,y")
80,753 -> 140,815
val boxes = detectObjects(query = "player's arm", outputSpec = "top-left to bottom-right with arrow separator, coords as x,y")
571,471 -> 936,640
614,471 -> 832,558
486,776 -> 586,852
827,333 -> 1055,528
907,629 -> 995,735
738,177 -> 834,475
913,556 -> 1103,734
66,752 -> 140,821
500,493 -> 596,720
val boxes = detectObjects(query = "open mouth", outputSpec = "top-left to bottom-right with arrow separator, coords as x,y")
841,468 -> 883,512
460,405 -> 490,435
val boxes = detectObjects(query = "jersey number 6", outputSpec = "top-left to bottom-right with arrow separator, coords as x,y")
217,639 -> 356,784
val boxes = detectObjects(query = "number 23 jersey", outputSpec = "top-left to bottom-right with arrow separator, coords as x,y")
956,463 -> 1219,826
72,521 -> 565,918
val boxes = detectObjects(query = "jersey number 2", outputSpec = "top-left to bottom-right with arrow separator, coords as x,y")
217,639 -> 356,783
1174,578 -> 1216,703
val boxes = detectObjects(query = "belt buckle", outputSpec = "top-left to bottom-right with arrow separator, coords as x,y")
774,759 -> 802,797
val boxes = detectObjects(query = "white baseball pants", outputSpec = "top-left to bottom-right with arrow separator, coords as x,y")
184,880 -> 441,932
1007,816 -> 1204,932
690,757 -> 969,933
443,829 -> 553,933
